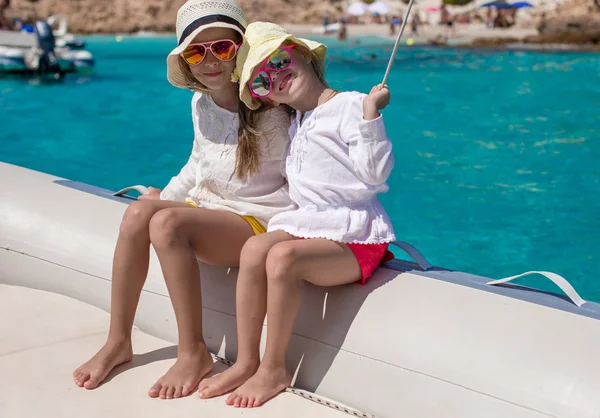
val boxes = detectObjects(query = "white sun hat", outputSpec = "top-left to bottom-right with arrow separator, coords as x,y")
167,0 -> 247,89
237,22 -> 327,110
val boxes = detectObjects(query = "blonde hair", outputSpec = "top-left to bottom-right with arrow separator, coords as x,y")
237,104 -> 267,178
307,49 -> 329,89
179,32 -> 271,179
287,41 -> 329,89
178,57 -> 209,91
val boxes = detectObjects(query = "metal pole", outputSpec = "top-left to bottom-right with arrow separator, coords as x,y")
382,0 -> 416,85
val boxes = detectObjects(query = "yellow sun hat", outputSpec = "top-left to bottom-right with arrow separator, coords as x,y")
237,22 -> 327,110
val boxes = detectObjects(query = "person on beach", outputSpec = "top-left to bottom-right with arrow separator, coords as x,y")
411,13 -> 422,35
197,22 -> 396,407
389,15 -> 397,36
0,0 -> 11,30
72,0 -> 294,399
338,18 -> 348,41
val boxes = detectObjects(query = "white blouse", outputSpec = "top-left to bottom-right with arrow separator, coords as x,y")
160,92 -> 296,226
267,91 -> 396,244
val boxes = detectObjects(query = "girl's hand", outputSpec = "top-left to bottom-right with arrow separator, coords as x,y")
138,187 -> 162,200
363,84 -> 391,120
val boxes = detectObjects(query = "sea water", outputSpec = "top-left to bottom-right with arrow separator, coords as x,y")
1,35 -> 599,301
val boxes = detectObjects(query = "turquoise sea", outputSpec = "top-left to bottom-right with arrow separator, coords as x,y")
1,35 -> 599,301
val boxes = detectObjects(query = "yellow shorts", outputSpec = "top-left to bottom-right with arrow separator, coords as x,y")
185,199 -> 266,235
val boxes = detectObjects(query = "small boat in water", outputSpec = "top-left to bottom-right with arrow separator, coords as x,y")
1,161 -> 599,418
0,18 -> 94,78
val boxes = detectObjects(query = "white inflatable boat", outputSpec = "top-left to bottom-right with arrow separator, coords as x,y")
1,162 -> 599,418
0,19 -> 93,77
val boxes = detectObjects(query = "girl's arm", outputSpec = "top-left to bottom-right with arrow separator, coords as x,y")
342,92 -> 394,186
160,94 -> 203,201
159,139 -> 200,201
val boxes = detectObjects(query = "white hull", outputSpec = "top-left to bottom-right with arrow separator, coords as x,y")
1,162 -> 599,418
0,30 -> 94,74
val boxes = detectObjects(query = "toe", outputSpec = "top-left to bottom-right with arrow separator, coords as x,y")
148,381 -> 162,398
197,381 -> 208,394
174,385 -> 183,399
248,396 -> 256,408
83,376 -> 100,390
198,386 -> 214,399
240,396 -> 249,408
159,385 -> 168,399
166,385 -> 175,399
253,397 -> 261,408
78,371 -> 90,384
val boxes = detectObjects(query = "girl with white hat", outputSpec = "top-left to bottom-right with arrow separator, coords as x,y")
197,22 -> 396,407
73,1 -> 295,399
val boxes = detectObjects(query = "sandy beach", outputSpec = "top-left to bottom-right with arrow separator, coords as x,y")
281,22 -> 600,51
284,22 -> 539,46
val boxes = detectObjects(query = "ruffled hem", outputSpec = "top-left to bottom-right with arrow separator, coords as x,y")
267,225 -> 396,245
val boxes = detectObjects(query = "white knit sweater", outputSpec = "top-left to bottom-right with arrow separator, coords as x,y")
160,92 -> 296,226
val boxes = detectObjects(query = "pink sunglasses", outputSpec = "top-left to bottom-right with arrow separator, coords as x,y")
180,39 -> 241,66
249,45 -> 296,98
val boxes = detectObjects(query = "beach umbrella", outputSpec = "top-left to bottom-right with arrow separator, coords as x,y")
347,1 -> 369,16
368,1 -> 392,14
481,1 -> 514,8
511,1 -> 534,7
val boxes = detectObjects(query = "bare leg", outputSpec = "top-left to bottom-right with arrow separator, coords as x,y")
73,199 -> 190,389
147,207 -> 256,399
198,231 -> 294,399
227,239 -> 362,408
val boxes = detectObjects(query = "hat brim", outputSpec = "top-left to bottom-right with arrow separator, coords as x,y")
238,35 -> 326,110
166,22 -> 245,89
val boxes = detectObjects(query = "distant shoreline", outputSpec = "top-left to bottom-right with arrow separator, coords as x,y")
82,23 -> 599,53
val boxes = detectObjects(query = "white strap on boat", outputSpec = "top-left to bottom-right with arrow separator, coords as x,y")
487,271 -> 587,307
112,185 -> 150,197
390,240 -> 433,271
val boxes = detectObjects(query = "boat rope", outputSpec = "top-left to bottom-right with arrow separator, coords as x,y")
212,354 -> 377,418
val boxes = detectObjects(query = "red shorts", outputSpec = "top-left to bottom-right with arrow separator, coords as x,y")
346,243 -> 395,284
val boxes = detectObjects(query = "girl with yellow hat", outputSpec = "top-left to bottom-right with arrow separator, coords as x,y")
197,22 -> 396,407
73,1 -> 295,399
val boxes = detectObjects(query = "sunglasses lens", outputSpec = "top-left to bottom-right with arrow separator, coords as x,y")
211,40 -> 237,61
183,44 -> 206,65
266,49 -> 292,71
251,71 -> 271,97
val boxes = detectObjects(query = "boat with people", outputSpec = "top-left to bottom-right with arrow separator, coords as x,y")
0,16 -> 93,78
1,161 -> 599,418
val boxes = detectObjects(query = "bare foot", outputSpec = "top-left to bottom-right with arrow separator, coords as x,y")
73,339 -> 133,390
225,365 -> 291,408
197,360 -> 259,399
148,347 -> 214,399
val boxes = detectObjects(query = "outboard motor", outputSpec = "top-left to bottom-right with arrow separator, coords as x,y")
34,20 -> 63,80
